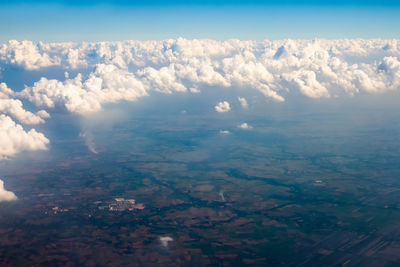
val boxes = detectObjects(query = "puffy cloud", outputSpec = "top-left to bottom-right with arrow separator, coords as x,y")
0,115 -> 49,159
219,130 -> 230,134
138,64 -> 187,94
0,83 -> 48,125
0,38 -> 399,114
215,101 -> 231,113
36,110 -> 50,119
0,99 -> 46,125
238,97 -> 248,108
0,83 -> 14,99
0,40 -> 59,70
238,122 -> 252,129
20,64 -> 148,114
0,83 -> 50,160
282,70 -> 330,98
0,179 -> 17,202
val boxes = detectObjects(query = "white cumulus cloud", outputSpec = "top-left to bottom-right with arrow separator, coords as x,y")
215,101 -> 231,113
0,115 -> 49,159
238,122 -> 252,129
19,64 -> 148,115
0,179 -> 17,202
0,40 -> 59,70
0,99 -> 46,125
1,38 -> 399,110
0,83 -> 14,99
0,83 -> 49,125
0,83 -> 50,160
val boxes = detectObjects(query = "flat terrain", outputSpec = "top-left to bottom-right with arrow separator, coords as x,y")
1,98 -> 400,266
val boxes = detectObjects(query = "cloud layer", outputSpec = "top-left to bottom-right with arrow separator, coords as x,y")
0,38 -> 400,159
0,38 -> 399,116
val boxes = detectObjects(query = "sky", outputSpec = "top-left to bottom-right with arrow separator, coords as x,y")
1,0 -> 400,42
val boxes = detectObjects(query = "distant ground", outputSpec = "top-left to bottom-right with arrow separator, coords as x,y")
1,94 -> 400,266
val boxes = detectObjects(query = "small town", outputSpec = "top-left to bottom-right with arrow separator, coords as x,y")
97,198 -> 145,212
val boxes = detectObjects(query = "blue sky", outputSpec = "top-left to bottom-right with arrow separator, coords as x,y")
1,0 -> 400,42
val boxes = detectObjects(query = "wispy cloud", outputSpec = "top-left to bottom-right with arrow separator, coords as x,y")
238,97 -> 248,108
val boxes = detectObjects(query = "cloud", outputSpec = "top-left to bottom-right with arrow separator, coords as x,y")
215,101 -> 231,113
238,97 -> 248,108
19,64 -> 148,115
36,110 -> 50,119
79,131 -> 98,154
0,99 -> 46,125
2,38 -> 398,162
0,40 -> 59,70
159,236 -> 173,247
238,122 -> 252,129
0,83 -> 49,125
0,179 -> 17,202
219,130 -> 230,134
0,115 -> 49,159
0,83 -> 50,159
189,87 -> 200,93
0,83 -> 14,99
0,38 -> 398,111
